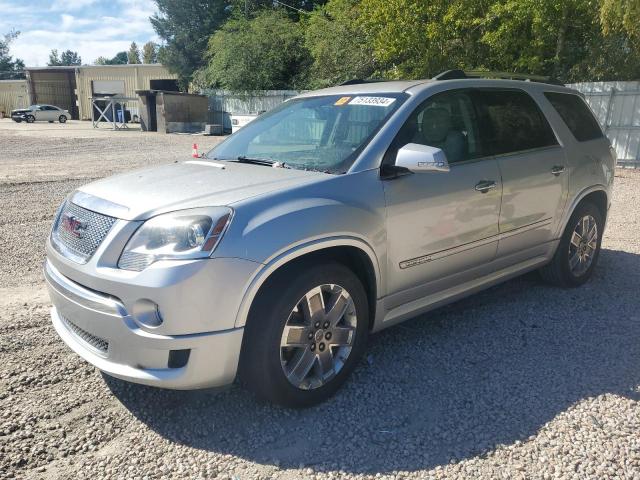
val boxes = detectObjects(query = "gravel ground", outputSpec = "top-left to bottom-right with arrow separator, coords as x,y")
1,119 -> 640,479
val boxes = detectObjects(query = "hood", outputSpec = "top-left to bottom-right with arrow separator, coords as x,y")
75,160 -> 329,220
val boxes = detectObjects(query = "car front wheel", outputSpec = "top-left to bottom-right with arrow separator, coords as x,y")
240,262 -> 368,407
26,115 -> 35,123
59,115 -> 67,123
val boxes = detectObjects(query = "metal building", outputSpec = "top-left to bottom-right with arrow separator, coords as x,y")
25,67 -> 78,118
0,79 -> 28,116
75,64 -> 178,120
11,64 -> 178,121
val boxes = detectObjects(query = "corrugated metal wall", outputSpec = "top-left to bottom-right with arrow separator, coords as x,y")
0,80 -> 28,115
27,69 -> 78,118
202,89 -> 301,127
569,81 -> 640,168
76,65 -> 178,120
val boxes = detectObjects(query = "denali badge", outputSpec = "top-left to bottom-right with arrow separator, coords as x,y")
61,214 -> 88,238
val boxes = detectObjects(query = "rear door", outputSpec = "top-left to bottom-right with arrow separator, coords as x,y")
474,89 -> 568,261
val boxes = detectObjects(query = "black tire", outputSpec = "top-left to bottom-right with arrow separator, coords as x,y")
539,201 -> 604,287
13,118 -> 22,123
59,115 -> 67,123
239,262 -> 369,408
26,115 -> 35,123
48,120 -> 54,123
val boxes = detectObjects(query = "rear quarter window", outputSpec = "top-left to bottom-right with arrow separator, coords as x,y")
544,92 -> 604,142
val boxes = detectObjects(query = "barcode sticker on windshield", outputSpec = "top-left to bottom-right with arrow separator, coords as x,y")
348,96 -> 396,107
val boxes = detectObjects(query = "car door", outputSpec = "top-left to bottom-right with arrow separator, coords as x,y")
45,106 -> 59,121
34,106 -> 48,121
473,89 -> 568,261
382,89 -> 502,306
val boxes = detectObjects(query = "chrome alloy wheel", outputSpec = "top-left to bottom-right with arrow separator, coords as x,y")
568,214 -> 598,276
280,284 -> 357,390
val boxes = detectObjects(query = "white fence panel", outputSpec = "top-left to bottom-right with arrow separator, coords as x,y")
569,82 -> 640,168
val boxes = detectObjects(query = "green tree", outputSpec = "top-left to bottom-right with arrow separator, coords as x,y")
358,0 -> 456,79
49,49 -> 82,66
359,0 -> 640,83
0,30 -> 25,79
94,51 -> 128,65
197,10 -> 310,91
600,0 -> 640,42
128,42 -> 141,64
305,0 -> 375,87
142,41 -> 158,63
151,0 -> 231,88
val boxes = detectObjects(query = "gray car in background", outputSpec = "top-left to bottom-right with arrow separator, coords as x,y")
11,104 -> 69,123
44,72 -> 615,407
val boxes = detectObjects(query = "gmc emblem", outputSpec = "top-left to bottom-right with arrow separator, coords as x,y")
61,214 -> 88,238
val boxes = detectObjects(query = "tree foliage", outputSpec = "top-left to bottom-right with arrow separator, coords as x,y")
142,41 -> 158,63
304,0 -> 375,87
128,42 -> 141,64
151,0 -> 231,88
0,30 -> 25,79
156,0 -> 640,90
48,49 -> 82,66
358,0 -> 640,82
197,10 -> 310,91
94,51 -> 129,65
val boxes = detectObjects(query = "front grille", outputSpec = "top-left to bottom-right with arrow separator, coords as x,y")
60,315 -> 109,355
51,202 -> 117,263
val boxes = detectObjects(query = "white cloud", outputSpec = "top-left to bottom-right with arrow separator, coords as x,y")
50,0 -> 98,11
4,0 -> 159,66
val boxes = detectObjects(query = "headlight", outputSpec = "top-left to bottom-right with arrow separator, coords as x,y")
118,207 -> 232,271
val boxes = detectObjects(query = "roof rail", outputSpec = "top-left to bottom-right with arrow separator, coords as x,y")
432,69 -> 564,86
339,78 -> 386,86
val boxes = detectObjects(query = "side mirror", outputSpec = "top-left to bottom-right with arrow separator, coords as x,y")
395,143 -> 450,173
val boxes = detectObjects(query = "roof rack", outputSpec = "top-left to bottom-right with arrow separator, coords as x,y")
432,69 -> 564,86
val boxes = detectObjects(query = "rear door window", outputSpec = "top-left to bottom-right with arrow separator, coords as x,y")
474,89 -> 558,156
544,92 -> 604,142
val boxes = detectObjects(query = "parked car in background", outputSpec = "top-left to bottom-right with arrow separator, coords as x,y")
45,71 -> 614,408
11,104 -> 69,123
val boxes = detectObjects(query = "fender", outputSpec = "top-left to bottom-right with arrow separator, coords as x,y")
233,235 -> 382,328
555,184 -> 609,239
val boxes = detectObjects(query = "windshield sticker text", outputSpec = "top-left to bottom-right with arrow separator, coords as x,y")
349,96 -> 396,107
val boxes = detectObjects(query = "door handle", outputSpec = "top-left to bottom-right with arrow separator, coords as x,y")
475,180 -> 497,193
551,165 -> 565,176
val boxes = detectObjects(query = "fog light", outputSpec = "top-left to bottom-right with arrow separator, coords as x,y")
131,299 -> 163,328
168,349 -> 190,368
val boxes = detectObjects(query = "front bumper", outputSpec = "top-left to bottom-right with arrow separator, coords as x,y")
45,259 -> 246,389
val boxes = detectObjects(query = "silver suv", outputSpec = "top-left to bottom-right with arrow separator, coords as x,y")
45,73 -> 615,407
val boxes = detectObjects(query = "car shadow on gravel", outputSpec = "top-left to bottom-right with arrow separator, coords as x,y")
104,248 -> 640,475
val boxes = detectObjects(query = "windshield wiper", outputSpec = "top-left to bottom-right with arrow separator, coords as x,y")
236,156 -> 289,168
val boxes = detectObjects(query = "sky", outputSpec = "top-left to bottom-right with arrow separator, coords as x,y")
0,0 -> 159,67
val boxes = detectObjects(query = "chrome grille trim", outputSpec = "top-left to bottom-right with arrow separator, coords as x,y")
51,202 -> 117,263
60,315 -> 109,356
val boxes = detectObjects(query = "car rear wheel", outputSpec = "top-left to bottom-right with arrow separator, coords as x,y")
13,118 -> 22,123
540,201 -> 603,287
59,115 -> 67,123
239,262 -> 368,407
26,115 -> 35,123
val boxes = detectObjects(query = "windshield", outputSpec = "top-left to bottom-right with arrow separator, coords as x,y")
206,93 -> 407,173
